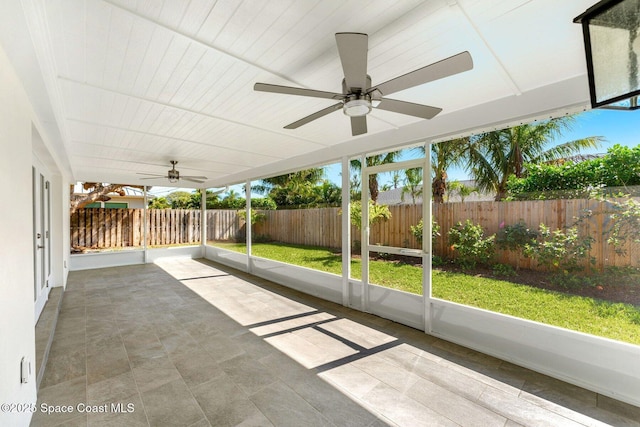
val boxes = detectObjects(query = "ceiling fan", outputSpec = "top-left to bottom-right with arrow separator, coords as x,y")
254,32 -> 473,136
137,161 -> 207,184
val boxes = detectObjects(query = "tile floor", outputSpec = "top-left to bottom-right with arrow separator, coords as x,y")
31,258 -> 640,427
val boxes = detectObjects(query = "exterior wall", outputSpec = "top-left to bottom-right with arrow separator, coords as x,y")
111,195 -> 145,209
51,175 -> 70,288
76,194 -> 146,209
0,44 -> 38,426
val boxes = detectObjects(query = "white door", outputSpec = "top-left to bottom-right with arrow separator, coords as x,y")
360,157 -> 428,329
33,158 -> 51,323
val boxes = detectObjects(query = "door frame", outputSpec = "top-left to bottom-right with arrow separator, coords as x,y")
360,155 -> 431,329
33,155 -> 51,323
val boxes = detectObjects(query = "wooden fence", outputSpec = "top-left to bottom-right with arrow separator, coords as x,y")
71,208 -> 202,248
253,200 -> 638,270
71,208 -> 244,249
432,199 -> 637,271
71,200 -> 638,270
252,205 -> 423,249
206,210 -> 244,242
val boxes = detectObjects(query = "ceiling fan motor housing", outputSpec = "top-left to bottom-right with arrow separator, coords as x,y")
343,95 -> 372,117
342,75 -> 373,117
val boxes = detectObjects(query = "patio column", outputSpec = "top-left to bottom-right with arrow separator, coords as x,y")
245,180 -> 252,274
201,188 -> 206,253
341,156 -> 351,307
360,154 -> 369,313
423,143 -> 433,333
143,186 -> 148,263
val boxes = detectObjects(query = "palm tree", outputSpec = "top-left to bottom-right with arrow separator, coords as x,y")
252,168 -> 325,195
448,180 -> 476,202
391,170 -> 402,189
350,150 -> 401,204
412,139 -> 468,203
468,117 -> 603,201
401,167 -> 423,205
431,138 -> 469,203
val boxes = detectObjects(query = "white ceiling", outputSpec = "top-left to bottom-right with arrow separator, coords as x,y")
5,0 -> 597,188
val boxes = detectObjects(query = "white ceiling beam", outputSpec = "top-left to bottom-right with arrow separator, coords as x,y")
447,0 -> 522,96
58,76 -> 326,148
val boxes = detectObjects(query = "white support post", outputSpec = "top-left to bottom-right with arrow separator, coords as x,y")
341,156 -> 351,307
201,188 -> 207,253
245,180 -> 252,274
360,155 -> 369,312
143,186 -> 148,263
423,143 -> 433,333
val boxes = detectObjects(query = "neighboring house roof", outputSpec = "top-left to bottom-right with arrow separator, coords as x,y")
72,184 -> 145,197
377,188 -> 423,205
377,181 -> 495,205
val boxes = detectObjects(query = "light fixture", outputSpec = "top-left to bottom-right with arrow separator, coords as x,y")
574,0 -> 640,110
168,170 -> 179,183
343,95 -> 372,117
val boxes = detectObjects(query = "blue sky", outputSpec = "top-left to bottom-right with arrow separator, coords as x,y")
557,109 -> 638,152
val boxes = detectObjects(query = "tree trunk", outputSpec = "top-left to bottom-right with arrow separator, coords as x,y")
494,185 -> 508,202
70,183 -> 146,214
369,174 -> 379,204
432,173 -> 447,203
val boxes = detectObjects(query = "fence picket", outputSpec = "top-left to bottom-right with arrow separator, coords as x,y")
70,200 -> 637,271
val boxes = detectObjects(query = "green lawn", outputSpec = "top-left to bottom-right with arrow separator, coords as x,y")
212,241 -> 640,345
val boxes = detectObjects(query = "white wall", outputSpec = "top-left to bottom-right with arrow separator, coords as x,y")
50,174 -> 69,288
0,44 -> 38,427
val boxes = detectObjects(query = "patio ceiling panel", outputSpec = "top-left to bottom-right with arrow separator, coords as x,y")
463,0 -> 588,91
12,0 -> 596,189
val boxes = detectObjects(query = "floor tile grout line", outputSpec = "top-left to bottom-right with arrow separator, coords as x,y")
148,276 -> 215,426
115,283 -> 152,427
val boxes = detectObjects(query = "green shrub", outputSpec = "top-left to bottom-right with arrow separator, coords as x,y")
603,197 -> 640,255
496,221 -> 537,270
237,209 -> 266,225
410,219 -> 440,245
523,224 -> 595,284
492,263 -> 516,277
252,234 -> 273,243
496,221 -> 538,252
507,144 -> 640,200
448,220 -> 495,269
342,201 -> 391,230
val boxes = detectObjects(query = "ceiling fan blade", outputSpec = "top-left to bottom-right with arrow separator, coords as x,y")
137,173 -> 164,177
284,102 -> 343,129
183,178 -> 205,184
376,98 -> 442,119
254,83 -> 344,100
370,51 -> 473,96
139,176 -> 165,180
335,32 -> 368,92
350,116 -> 367,136
181,175 -> 208,180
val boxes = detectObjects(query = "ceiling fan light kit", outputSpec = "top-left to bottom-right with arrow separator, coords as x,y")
343,96 -> 372,117
254,32 -> 473,136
